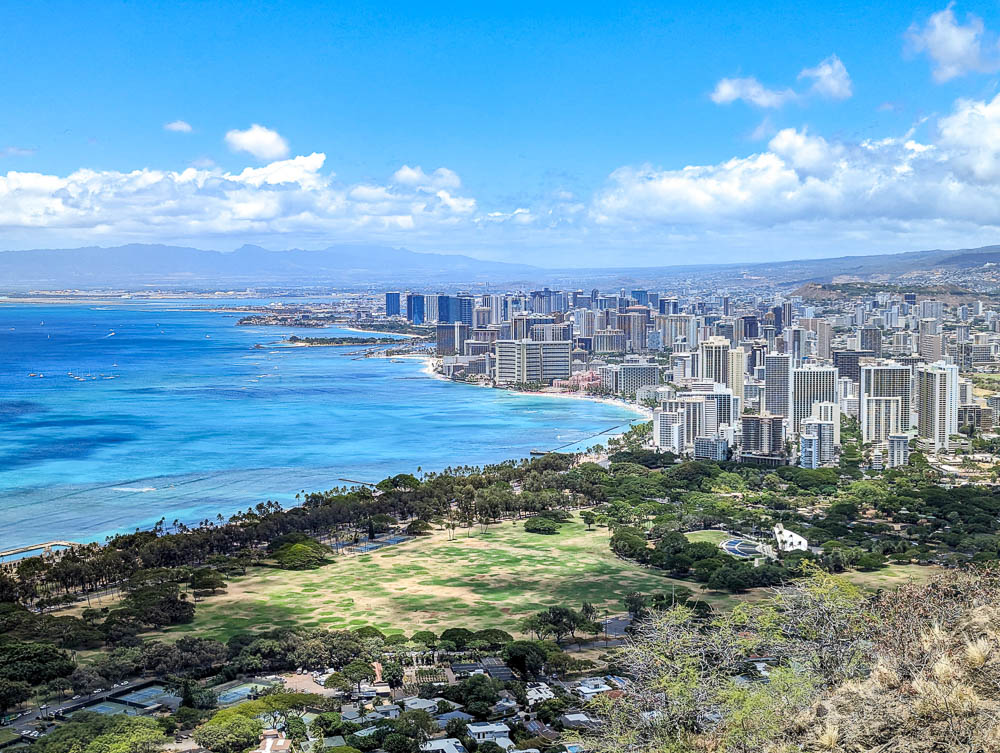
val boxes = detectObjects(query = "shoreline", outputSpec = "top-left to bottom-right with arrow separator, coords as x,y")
401,352 -> 651,421
339,326 -> 421,338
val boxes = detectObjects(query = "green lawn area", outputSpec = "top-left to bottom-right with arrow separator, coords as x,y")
684,529 -> 731,545
845,563 -> 936,590
158,516 -> 740,642
0,728 -> 19,744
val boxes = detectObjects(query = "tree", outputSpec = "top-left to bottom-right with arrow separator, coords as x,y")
194,714 -> 263,753
524,517 -> 560,534
382,661 -> 404,688
581,511 -> 597,530
440,628 -> 475,649
342,659 -> 375,691
325,672 -> 352,693
624,592 -> 648,618
0,679 -> 31,715
502,641 -> 547,679
410,630 -> 438,648
188,568 -> 227,596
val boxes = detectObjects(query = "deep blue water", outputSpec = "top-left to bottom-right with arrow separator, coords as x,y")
0,301 -> 639,549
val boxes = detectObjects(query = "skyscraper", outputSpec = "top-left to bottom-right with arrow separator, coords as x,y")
916,360 -> 959,453
699,336 -> 730,385
764,353 -> 793,423
860,361 -> 912,444
727,348 -> 746,402
792,365 -> 838,435
859,326 -> 882,357
406,293 -> 425,325
385,291 -> 401,317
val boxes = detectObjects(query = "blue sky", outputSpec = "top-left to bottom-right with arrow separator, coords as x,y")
3,0 -> 1000,266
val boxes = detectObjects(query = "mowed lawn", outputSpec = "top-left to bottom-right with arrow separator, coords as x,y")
158,516 -> 738,642
685,529 -> 731,545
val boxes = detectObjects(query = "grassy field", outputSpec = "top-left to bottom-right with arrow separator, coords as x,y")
0,728 -> 19,745
157,517 -> 741,642
684,529 -> 731,544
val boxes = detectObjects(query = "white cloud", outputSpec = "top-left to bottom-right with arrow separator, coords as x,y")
12,94 -> 1000,264
798,54 -> 853,99
392,165 -> 461,190
710,77 -> 796,108
712,55 -> 852,109
938,93 -> 1000,180
224,124 -> 290,161
907,4 -> 1000,82
591,92 -> 1000,238
0,154 -> 483,247
0,147 -> 35,157
164,120 -> 193,133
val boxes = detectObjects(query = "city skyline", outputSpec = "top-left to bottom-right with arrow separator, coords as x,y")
5,2 -> 1000,264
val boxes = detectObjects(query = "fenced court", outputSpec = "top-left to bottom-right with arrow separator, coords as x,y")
116,684 -> 176,705
78,700 -> 135,715
216,680 -> 273,706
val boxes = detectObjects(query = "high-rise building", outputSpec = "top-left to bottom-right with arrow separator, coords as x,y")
694,436 -> 729,461
406,293 -> 425,325
799,418 -> 835,467
833,350 -> 875,384
494,340 -> 572,385
599,363 -> 660,396
763,353 -> 793,422
699,336 -> 730,385
811,401 -> 841,445
435,322 -> 469,356
385,292 -> 401,317
473,306 -> 492,328
593,329 -> 627,353
741,413 -> 786,457
727,348 -> 746,402
653,410 -> 684,454
860,361 -> 912,444
916,360 -> 959,453
792,365 -> 838,435
859,326 -> 883,357
863,396 -> 903,445
886,434 -> 911,468
530,322 -> 573,341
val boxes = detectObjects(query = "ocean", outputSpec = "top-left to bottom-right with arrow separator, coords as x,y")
0,301 -> 640,549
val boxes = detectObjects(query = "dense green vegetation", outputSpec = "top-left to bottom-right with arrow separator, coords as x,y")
4,430 -> 998,749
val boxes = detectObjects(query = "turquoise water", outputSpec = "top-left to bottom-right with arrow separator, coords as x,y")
0,302 -> 639,549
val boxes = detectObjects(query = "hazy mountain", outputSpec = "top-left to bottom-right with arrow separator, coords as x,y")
0,243 -> 541,290
2,241 -> 999,291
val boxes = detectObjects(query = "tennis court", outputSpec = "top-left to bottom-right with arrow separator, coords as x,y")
217,681 -> 272,706
117,684 -> 177,705
78,700 -> 135,715
381,535 -> 411,545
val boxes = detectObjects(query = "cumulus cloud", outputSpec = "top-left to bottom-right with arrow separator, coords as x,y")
11,94 -> 1000,263
907,4 -> 1000,82
164,120 -> 193,133
798,55 -> 853,99
710,77 -> 796,108
392,165 -> 461,190
712,55 -> 853,108
224,124 -> 290,161
937,93 -> 1000,180
0,155 -> 481,245
591,92 -> 1000,237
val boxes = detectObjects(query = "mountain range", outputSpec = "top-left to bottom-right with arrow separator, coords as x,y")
1,242 -> 999,290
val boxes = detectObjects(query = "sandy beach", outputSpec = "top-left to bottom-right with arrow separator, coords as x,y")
405,353 -> 652,420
